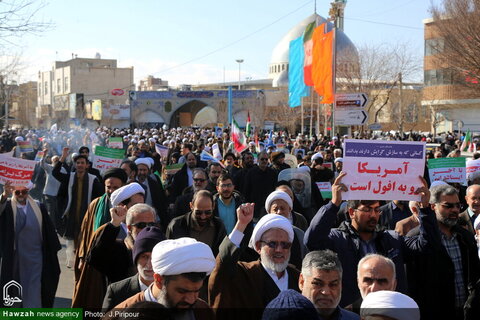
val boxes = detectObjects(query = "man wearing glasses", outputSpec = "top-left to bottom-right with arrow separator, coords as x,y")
166,190 -> 226,257
407,184 -> 480,320
0,181 -> 61,307
209,204 -> 300,318
304,172 -> 435,308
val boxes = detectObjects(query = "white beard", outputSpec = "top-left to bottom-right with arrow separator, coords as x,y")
260,249 -> 290,273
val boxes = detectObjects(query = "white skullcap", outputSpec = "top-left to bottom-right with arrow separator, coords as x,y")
248,214 -> 294,249
71,153 -> 78,160
152,237 -> 215,276
360,290 -> 420,320
182,138 -> 188,143
312,152 -> 323,160
110,182 -> 145,206
15,136 -> 24,142
249,141 -> 255,146
474,214 -> 480,230
297,165 -> 310,173
162,141 -> 169,146
148,137 -> 156,143
138,139 -> 145,144
430,180 -> 448,189
135,158 -> 151,169
265,191 -> 293,213
334,157 -> 343,163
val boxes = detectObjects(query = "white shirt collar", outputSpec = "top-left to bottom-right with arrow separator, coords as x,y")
261,262 -> 289,292
144,284 -> 156,302
138,275 -> 149,292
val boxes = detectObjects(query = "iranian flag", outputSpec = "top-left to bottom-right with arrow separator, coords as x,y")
461,128 -> 472,152
246,111 -> 251,138
232,118 -> 248,153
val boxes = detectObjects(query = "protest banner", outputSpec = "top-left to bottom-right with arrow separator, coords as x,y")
165,163 -> 183,175
18,141 -> 33,153
93,146 -> 124,172
212,143 -> 223,161
108,137 -> 123,149
428,157 -> 466,185
200,150 -> 225,167
323,162 -> 333,170
466,159 -> 480,180
155,143 -> 169,159
34,151 -> 45,162
0,153 -> 36,186
316,182 -> 332,199
343,139 -> 425,201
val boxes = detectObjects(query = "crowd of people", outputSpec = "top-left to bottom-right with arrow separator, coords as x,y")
0,125 -> 479,320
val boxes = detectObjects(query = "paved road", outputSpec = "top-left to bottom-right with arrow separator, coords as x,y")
53,237 -> 75,308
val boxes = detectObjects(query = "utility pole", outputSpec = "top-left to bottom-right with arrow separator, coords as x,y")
398,72 -> 403,133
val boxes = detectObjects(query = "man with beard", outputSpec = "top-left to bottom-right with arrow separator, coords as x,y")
270,151 -> 290,177
172,169 -> 209,218
114,238 -> 215,320
135,158 -> 168,227
209,205 -> 300,319
304,172 -> 436,308
243,151 -> 277,220
459,184 -> 480,234
72,184 -> 148,308
169,152 -> 197,201
213,173 -> 244,234
166,190 -> 226,257
102,226 -> 165,311
206,162 -> 223,193
407,184 -> 480,320
233,151 -> 254,193
299,250 -> 359,319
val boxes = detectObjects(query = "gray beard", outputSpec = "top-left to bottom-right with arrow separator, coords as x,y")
441,218 -> 458,227
260,250 -> 290,273
157,286 -> 172,308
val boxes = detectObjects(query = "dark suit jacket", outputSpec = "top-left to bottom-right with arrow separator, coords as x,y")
459,210 -> 476,234
168,163 -> 190,201
102,274 -> 141,311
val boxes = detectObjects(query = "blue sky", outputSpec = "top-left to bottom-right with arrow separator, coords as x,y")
15,0 -> 442,86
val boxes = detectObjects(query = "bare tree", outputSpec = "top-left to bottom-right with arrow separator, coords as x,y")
337,42 -> 422,125
430,0 -> 480,87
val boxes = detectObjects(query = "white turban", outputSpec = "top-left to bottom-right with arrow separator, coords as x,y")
312,152 -> 323,160
265,191 -> 293,213
148,137 -> 156,143
429,180 -> 448,189
15,136 -> 24,142
135,158 -> 152,169
248,214 -> 294,249
360,291 -> 420,320
152,237 -> 215,276
110,182 -> 145,206
334,157 -> 343,163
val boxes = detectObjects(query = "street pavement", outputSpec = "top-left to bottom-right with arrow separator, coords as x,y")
53,237 -> 74,308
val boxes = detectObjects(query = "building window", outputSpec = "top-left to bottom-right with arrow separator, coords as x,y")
57,79 -> 61,93
64,77 -> 69,92
44,81 -> 48,95
425,38 -> 444,56
425,68 -> 456,86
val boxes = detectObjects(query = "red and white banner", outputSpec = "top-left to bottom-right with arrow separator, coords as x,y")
0,154 -> 36,187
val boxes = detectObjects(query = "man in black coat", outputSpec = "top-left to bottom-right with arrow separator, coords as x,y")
0,182 -> 61,307
406,184 -> 480,320
102,226 -> 165,311
242,151 -> 277,220
168,152 -> 197,202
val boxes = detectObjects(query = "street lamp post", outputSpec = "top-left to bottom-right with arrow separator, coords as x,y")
235,59 -> 243,90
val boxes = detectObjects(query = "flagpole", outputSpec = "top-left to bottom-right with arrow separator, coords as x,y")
317,94 -> 320,136
331,26 -> 337,137
309,87 -> 313,138
301,97 -> 305,135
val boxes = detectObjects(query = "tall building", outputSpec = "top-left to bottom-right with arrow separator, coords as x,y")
421,18 -> 480,134
138,75 -> 169,91
37,56 -> 134,128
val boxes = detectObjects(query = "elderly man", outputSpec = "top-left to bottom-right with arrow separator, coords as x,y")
460,184 -> 480,234
209,205 -> 300,319
300,250 -> 359,319
407,184 -> 480,320
304,172 -> 435,307
73,184 -> 148,308
167,190 -> 226,257
173,168 -> 209,218
0,182 -> 60,307
102,226 -> 165,311
115,238 -> 215,320
264,190 -> 307,270
357,254 -> 397,299
395,201 -> 421,236
135,157 -> 168,226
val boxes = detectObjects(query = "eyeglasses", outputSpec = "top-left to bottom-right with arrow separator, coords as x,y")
440,202 -> 461,209
259,158 -> 269,161
14,190 -> 28,196
193,209 -> 213,216
193,178 -> 206,183
211,171 -> 222,174
219,183 -> 233,188
260,240 -> 292,250
131,222 -> 158,229
355,207 -> 382,214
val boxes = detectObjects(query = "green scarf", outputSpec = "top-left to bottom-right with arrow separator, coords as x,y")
93,194 -> 110,231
